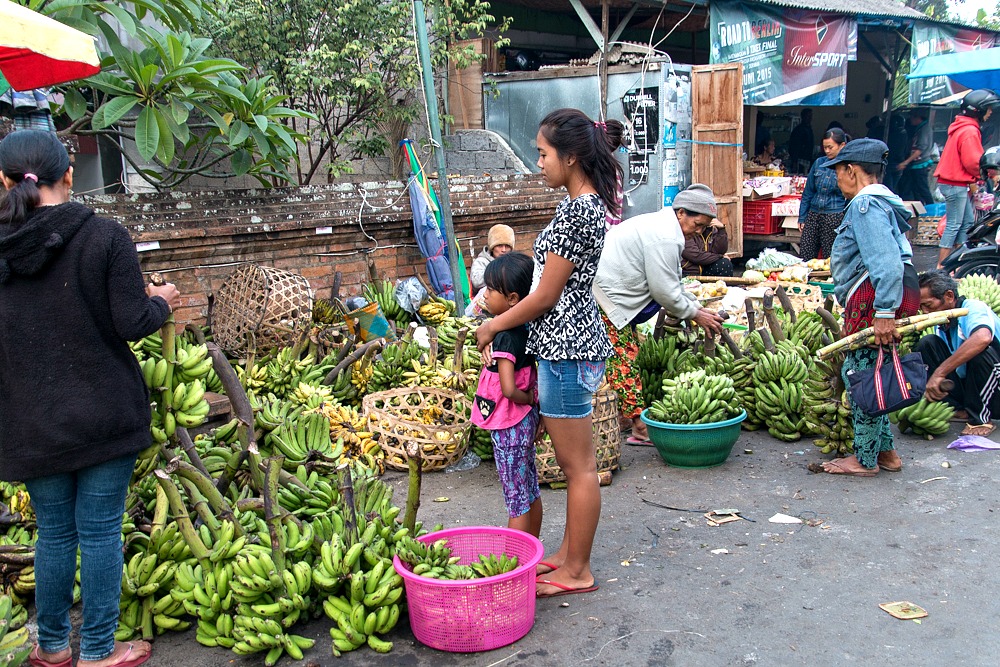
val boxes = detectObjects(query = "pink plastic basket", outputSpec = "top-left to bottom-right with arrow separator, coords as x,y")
393,526 -> 544,652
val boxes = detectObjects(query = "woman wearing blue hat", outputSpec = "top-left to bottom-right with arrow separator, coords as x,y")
821,138 -> 920,476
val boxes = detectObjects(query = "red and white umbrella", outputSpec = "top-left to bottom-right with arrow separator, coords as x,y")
0,0 -> 100,94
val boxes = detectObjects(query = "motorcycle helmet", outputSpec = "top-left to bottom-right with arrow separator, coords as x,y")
961,89 -> 1000,118
982,145 -> 1000,179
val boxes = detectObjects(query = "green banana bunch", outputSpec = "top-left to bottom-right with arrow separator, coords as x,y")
802,358 -> 854,456
729,357 -> 762,431
648,370 -> 741,425
368,340 -> 424,392
362,279 -> 408,323
751,346 -> 810,441
312,298 -> 340,325
959,274 -> 1000,317
787,311 -> 827,355
469,426 -> 494,460
469,553 -> 520,578
891,398 -> 954,438
0,594 -> 31,667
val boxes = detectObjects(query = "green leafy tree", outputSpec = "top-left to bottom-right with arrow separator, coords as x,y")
204,0 -> 510,183
20,0 -> 312,189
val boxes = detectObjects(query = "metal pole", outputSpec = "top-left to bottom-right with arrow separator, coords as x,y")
413,0 -> 467,312
600,0 -> 609,116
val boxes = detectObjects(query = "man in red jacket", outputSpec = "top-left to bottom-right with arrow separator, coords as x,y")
934,89 -> 1000,267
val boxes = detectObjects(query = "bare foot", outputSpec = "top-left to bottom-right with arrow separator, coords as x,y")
877,450 -> 902,472
77,641 -> 151,667
631,419 -> 649,441
953,410 -> 969,421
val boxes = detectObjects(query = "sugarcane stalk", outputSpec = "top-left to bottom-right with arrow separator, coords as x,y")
775,286 -> 797,323
168,459 -> 241,533
816,309 -> 968,359
334,462 -> 356,543
403,441 -> 423,535
175,427 -> 211,479
153,469 -> 211,564
262,456 -> 286,592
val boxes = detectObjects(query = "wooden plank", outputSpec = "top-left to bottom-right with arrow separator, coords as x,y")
692,63 -> 744,257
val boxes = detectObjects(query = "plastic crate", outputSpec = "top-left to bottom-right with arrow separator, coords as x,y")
743,200 -> 781,235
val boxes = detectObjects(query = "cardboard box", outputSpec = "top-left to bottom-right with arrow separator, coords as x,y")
742,176 -> 792,199
902,200 -> 926,217
770,196 -> 802,217
781,216 -> 800,229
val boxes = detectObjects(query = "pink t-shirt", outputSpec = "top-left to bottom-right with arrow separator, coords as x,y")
472,326 -> 537,430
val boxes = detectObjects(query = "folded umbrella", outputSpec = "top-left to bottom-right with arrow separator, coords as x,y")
0,0 -> 101,93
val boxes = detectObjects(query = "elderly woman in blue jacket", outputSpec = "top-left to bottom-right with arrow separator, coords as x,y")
821,139 -> 920,477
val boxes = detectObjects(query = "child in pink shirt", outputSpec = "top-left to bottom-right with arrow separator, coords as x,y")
471,252 -> 541,536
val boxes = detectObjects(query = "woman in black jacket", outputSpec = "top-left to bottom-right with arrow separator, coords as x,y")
0,130 -> 179,667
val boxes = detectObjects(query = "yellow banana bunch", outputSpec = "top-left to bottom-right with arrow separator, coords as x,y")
418,300 -> 449,325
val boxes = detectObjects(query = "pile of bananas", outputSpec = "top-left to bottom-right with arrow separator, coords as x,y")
647,370 -> 741,425
802,359 -> 854,455
368,340 -> 424,393
0,484 -> 31,523
141,339 -> 214,446
268,412 -> 335,469
238,347 -> 335,400
0,594 -> 30,667
636,331 -> 684,407
435,317 -> 479,353
751,342 -> 810,441
417,297 -> 455,325
325,365 -> 361,406
320,404 -> 383,463
289,381 -> 332,409
890,398 -> 954,438
959,274 -> 1000,316
312,298 -> 340,325
786,311 -> 828,355
362,280 -> 409,324
133,332 -> 223,394
469,426 -> 494,460
729,357 -> 762,431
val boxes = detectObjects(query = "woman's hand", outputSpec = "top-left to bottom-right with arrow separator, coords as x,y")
147,283 -> 181,312
872,317 -> 898,346
475,320 -> 495,353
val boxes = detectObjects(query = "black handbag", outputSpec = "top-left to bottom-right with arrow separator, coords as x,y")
846,345 -> 927,417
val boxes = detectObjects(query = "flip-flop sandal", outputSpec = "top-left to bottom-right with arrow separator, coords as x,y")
101,643 -> 151,667
29,647 -> 72,667
626,436 -> 653,446
817,459 -> 878,477
536,579 -> 599,598
961,423 -> 996,437
536,561 -> 559,575
877,454 -> 903,472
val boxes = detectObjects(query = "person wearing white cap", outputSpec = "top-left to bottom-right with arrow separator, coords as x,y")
593,183 -> 725,443
470,224 -> 515,293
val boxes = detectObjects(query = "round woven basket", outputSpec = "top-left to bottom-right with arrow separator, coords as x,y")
363,386 -> 472,471
536,387 -> 621,484
211,264 -> 314,356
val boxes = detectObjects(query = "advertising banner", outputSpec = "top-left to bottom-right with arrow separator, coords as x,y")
909,23 -> 996,105
710,0 -> 856,106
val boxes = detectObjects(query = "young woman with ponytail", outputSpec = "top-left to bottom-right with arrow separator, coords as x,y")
477,109 -> 620,598
0,130 -> 180,667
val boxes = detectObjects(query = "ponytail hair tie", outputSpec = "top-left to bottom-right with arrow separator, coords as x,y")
23,173 -> 38,183
594,121 -> 606,131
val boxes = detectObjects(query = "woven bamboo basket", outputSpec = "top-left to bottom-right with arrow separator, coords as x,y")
536,387 -> 621,484
363,386 -> 472,472
211,264 -> 314,356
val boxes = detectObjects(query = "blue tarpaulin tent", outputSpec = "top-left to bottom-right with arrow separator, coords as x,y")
908,47 -> 1000,94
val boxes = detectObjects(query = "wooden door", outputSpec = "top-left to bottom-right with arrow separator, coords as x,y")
692,63 -> 744,257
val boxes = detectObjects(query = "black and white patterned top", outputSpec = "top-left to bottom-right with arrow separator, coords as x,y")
527,193 -> 613,361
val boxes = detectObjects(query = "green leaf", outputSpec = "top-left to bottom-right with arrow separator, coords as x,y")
155,108 -> 175,164
228,119 -> 251,147
231,149 -> 252,175
86,72 -> 136,97
60,89 -> 88,120
135,106 -> 161,161
91,97 -> 139,130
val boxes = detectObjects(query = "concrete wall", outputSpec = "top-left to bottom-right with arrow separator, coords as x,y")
82,173 -> 558,324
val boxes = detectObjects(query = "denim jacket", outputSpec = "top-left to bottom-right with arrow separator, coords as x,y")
799,156 -> 846,221
831,184 -> 913,314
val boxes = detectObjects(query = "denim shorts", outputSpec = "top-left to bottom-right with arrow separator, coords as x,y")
537,359 -> 606,419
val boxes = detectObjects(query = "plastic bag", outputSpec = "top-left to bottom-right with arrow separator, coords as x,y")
444,451 -> 481,472
746,248 -> 802,272
394,277 -> 428,317
946,435 -> 1000,451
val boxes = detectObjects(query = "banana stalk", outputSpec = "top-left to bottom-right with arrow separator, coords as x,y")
168,460 -> 241,534
176,427 -> 212,479
213,444 -> 248,496
816,309 -> 968,359
178,477 -> 221,536
718,328 -> 744,359
816,307 -> 841,337
0,545 -> 35,567
262,457 -> 286,592
403,442 -> 423,535
153,470 -> 211,564
336,462 -> 357,545
762,290 -> 786,342
775,286 -> 797,323
323,339 -> 383,385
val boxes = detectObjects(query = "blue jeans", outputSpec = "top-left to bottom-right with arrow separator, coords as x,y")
25,452 -> 137,661
940,183 -> 974,248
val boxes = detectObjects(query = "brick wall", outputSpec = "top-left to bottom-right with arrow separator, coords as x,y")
82,174 -> 561,324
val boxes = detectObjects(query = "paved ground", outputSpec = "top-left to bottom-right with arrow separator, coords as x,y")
126,418 -> 1000,667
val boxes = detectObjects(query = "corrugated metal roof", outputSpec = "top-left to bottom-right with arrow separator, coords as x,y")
744,0 -> 925,21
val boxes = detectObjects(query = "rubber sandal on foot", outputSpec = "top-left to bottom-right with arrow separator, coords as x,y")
29,647 -> 71,667
536,579 -> 599,598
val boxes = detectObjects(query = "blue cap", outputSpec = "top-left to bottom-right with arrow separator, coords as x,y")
823,138 -> 889,169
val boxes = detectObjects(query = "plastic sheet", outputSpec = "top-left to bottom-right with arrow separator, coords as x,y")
946,435 -> 1000,451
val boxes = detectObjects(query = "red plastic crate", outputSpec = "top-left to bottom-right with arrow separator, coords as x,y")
742,200 -> 781,235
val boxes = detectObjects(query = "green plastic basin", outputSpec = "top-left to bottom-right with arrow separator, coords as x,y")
640,409 -> 746,469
